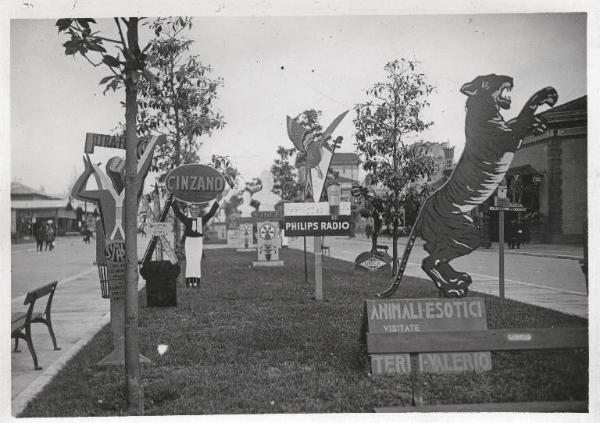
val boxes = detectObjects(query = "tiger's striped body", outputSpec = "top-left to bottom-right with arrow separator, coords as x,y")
378,75 -> 558,298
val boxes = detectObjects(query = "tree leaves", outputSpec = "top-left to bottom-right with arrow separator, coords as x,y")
353,57 -> 438,226
56,19 -> 73,32
103,54 -> 122,68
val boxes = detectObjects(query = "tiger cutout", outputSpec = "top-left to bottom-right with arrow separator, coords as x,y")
378,74 -> 558,298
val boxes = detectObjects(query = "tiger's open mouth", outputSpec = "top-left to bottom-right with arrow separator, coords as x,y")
497,82 -> 512,109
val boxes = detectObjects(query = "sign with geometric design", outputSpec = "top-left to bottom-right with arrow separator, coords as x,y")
354,251 -> 391,273
256,221 -> 280,262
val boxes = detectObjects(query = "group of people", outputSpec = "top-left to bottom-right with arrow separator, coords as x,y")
35,223 -> 56,252
82,223 -> 94,244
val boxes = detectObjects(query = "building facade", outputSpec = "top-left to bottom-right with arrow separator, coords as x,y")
11,182 -> 79,242
499,96 -> 587,244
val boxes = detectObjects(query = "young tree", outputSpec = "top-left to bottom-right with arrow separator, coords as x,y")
271,146 -> 302,202
245,177 -> 263,211
134,18 -> 225,252
56,17 -> 179,414
137,17 -> 226,174
354,59 -> 439,273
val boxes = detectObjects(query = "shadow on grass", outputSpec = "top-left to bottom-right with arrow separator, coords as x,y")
19,248 -> 588,416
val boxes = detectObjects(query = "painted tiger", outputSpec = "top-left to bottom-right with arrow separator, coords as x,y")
378,74 -> 558,298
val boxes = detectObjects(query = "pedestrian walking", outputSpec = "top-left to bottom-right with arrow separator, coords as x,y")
35,223 -> 45,251
508,219 -> 525,249
45,224 -> 55,251
365,216 -> 373,239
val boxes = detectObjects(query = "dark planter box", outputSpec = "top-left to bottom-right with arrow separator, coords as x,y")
140,261 -> 180,307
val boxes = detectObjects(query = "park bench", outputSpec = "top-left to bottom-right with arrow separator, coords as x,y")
11,281 -> 61,370
367,325 -> 588,412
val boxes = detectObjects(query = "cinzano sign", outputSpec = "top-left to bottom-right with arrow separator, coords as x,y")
165,164 -> 226,203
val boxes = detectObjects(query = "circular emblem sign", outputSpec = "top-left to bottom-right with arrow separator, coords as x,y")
258,223 -> 276,240
165,164 -> 226,203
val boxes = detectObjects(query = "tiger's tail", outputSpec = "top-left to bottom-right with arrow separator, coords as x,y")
375,203 -> 425,298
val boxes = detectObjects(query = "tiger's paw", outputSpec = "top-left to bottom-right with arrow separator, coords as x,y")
422,257 -> 472,298
530,87 -> 558,109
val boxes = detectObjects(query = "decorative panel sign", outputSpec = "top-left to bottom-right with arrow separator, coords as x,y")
354,251 -> 391,273
239,223 -> 254,248
257,221 -> 280,262
165,164 -> 226,203
105,240 -> 126,300
227,229 -> 240,248
365,298 -> 491,375
147,222 -> 170,237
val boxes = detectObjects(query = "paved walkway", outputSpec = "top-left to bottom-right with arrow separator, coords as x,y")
10,237 -> 228,416
293,237 -> 588,319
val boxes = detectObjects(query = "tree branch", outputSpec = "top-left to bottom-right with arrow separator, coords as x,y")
81,52 -> 103,67
114,18 -> 128,50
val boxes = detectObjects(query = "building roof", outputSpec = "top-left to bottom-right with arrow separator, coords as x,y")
11,199 -> 71,210
332,175 -> 358,184
538,95 -> 586,125
11,182 -> 63,200
331,152 -> 360,165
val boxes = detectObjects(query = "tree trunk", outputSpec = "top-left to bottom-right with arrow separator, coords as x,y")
123,17 -> 143,415
371,231 -> 377,255
392,220 -> 399,275
171,58 -> 183,281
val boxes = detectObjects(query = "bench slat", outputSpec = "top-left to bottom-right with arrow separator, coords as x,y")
11,312 -> 43,334
12,312 -> 27,323
367,328 -> 588,354
24,280 -> 58,305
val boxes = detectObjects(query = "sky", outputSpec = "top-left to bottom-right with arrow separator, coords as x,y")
9,12 -> 587,197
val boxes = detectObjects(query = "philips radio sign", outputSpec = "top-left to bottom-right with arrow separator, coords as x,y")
165,164 -> 226,203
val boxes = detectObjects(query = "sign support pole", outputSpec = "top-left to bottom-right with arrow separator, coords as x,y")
499,210 -> 505,299
303,236 -> 308,284
314,236 -> 323,300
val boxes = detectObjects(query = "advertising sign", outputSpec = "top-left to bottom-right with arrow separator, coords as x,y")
365,298 -> 492,375
147,222 -> 170,237
489,206 -> 527,212
227,229 -> 240,248
165,164 -> 226,203
256,221 -> 280,262
354,251 -> 391,273
283,215 -> 352,237
284,202 -> 351,217
105,240 -> 126,300
84,132 -> 153,158
239,223 -> 254,249
283,201 -> 352,236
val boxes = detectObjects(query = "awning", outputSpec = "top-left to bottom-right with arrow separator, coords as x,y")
507,165 -> 538,176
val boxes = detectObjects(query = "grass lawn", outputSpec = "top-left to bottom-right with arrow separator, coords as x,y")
20,248 -> 588,416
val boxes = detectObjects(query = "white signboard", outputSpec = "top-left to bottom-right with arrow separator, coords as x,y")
284,202 -> 351,217
227,229 -> 240,248
147,222 -> 170,237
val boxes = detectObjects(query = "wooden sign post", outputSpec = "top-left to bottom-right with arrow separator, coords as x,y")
490,203 -> 526,300
284,202 -> 351,300
72,133 -> 163,367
